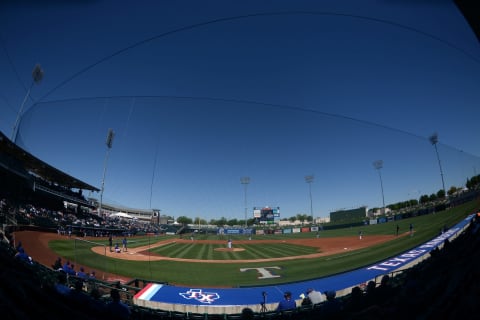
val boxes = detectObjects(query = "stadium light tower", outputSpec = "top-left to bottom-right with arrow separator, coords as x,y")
429,133 -> 446,196
11,64 -> 44,143
373,160 -> 386,215
240,177 -> 250,228
305,175 -> 314,224
99,128 -> 115,218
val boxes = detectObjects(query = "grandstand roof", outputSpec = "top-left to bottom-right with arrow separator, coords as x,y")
0,131 -> 99,192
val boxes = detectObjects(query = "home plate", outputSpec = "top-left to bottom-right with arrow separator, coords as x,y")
344,247 -> 348,250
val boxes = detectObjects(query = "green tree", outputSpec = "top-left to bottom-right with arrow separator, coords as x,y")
419,195 -> 430,204
466,174 -> 480,190
177,216 -> 192,225
215,217 -> 228,226
447,186 -> 458,196
296,214 -> 309,222
437,189 -> 446,199
227,218 -> 239,226
193,217 -> 207,225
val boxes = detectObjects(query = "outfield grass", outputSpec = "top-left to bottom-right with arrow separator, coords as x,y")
49,200 -> 479,287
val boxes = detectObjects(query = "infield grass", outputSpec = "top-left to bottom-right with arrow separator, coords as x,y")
49,200 -> 479,287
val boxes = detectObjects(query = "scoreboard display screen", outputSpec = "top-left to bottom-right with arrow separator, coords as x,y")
253,207 -> 280,224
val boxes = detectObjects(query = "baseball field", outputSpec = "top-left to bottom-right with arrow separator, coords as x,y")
14,200 -> 479,287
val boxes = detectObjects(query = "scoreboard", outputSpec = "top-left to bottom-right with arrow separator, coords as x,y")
253,206 -> 280,224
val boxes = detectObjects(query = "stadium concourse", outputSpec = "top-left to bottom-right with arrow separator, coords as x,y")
13,213 -> 477,316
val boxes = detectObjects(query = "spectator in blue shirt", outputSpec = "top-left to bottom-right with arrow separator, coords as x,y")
77,267 -> 87,279
105,288 -> 131,320
63,260 -> 72,274
54,272 -> 71,296
68,263 -> 77,276
14,247 -> 30,262
276,291 -> 296,312
15,241 -> 23,252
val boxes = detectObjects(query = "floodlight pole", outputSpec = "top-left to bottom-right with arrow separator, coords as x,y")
305,175 -> 314,224
99,129 -> 114,218
241,177 -> 250,228
373,160 -> 386,215
429,133 -> 446,196
11,64 -> 44,143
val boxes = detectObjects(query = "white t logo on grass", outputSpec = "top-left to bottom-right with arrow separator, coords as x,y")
240,267 -> 281,279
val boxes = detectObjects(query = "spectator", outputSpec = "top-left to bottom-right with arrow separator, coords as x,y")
321,290 -> 343,318
364,280 -> 377,307
15,240 -> 23,252
52,256 -> 62,271
54,271 -> 71,296
276,291 -> 297,312
89,287 -> 107,315
68,263 -> 77,276
299,293 -> 311,306
343,286 -> 365,314
241,307 -> 255,320
376,274 -> 397,306
68,279 -> 91,306
62,260 -> 72,274
306,288 -> 324,305
105,288 -> 131,320
14,247 -> 30,262
77,267 -> 87,279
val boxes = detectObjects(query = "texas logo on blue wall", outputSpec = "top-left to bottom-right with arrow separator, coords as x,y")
179,289 -> 220,304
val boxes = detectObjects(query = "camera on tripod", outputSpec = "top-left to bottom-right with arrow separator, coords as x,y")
260,291 -> 268,312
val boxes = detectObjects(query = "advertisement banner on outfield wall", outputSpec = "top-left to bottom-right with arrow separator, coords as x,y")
222,228 -> 253,235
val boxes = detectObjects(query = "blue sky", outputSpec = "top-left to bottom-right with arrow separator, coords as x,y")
1,0 -> 479,221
